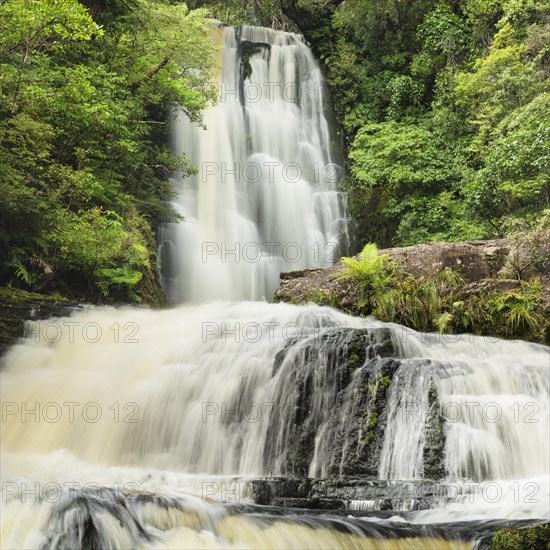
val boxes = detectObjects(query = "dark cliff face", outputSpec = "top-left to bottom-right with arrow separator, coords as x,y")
263,327 -> 399,478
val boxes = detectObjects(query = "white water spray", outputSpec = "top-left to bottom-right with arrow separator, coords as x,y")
1,304 -> 548,550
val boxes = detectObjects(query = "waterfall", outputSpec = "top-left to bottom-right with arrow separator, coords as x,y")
159,25 -> 347,303
2,23 -> 549,550
380,334 -> 550,482
1,303 -> 548,547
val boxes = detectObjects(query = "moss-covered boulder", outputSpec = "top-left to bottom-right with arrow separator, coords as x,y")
491,523 -> 550,549
275,237 -> 550,343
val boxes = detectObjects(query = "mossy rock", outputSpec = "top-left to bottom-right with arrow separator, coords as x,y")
423,381 -> 446,479
0,286 -> 78,357
491,523 -> 550,549
135,258 -> 166,308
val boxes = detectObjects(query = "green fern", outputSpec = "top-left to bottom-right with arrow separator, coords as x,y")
435,268 -> 464,289
337,243 -> 389,286
95,266 -> 143,297
435,311 -> 454,333
487,291 -> 542,336
7,248 -> 37,285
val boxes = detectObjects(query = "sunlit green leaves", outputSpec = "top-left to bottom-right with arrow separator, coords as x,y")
465,93 -> 550,225
418,3 -> 470,66
0,0 -> 215,302
350,122 -> 459,191
339,0 -> 548,246
455,24 -> 544,134
0,0 -> 101,57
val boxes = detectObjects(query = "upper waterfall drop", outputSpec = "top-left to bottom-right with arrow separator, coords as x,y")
159,25 -> 347,304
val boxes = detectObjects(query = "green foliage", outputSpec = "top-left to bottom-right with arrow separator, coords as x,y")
299,0 -> 549,247
417,3 -> 470,66
486,285 -> 544,337
491,523 -> 550,549
338,243 -> 389,285
369,263 -> 547,342
349,121 -> 480,244
373,270 -> 459,332
434,311 -> 454,333
0,0 -> 101,56
301,289 -> 341,308
465,93 -> 550,228
0,0 -> 216,303
455,24 -> 544,136
337,242 -> 393,312
340,244 -> 391,304
332,241 -> 547,341
46,207 -> 150,300
188,0 -> 292,29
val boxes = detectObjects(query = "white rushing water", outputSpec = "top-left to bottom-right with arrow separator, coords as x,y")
380,332 -> 550,482
159,25 -> 347,303
1,303 -> 548,548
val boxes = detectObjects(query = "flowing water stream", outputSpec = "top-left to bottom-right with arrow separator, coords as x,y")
159,25 -> 347,303
1,24 -> 548,550
1,303 -> 548,547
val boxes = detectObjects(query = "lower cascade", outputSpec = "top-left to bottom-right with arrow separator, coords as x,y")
1,302 -> 548,548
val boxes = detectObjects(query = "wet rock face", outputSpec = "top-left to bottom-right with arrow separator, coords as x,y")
263,327 -> 403,478
328,355 -> 400,478
0,294 -> 81,359
39,487 -> 151,550
245,477 -> 459,511
423,382 -> 446,480
261,326 -> 453,484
